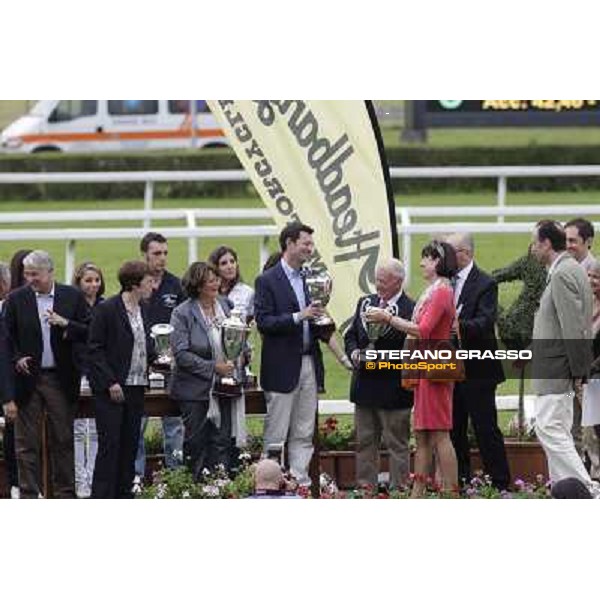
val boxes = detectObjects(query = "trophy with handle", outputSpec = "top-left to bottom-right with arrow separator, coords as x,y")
150,323 -> 175,367
304,269 -> 333,326
360,297 -> 392,350
221,309 -> 251,385
150,323 -> 174,388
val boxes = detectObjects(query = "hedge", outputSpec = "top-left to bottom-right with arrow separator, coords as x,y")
1,145 -> 600,201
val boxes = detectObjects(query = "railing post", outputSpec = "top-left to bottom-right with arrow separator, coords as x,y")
144,180 -> 154,229
260,236 -> 270,270
497,176 -> 507,223
65,239 -> 76,283
186,210 -> 198,264
399,208 -> 411,287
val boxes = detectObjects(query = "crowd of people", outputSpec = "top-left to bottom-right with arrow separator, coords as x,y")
0,217 -> 599,499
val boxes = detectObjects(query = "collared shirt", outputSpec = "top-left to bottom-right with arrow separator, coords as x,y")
380,290 -> 403,308
580,252 -> 596,273
280,258 -> 310,351
35,284 -> 55,368
145,270 -> 184,327
547,251 -> 567,282
454,260 -> 474,306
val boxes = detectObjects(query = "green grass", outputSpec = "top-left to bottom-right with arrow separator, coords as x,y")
2,189 -> 598,399
0,100 -> 32,130
381,126 -> 600,148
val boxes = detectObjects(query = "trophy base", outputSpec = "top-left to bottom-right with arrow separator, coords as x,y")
149,372 -> 166,389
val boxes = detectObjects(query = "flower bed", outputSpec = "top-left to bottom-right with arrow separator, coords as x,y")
319,472 -> 552,499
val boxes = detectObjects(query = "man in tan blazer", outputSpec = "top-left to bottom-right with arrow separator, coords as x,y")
530,220 -> 595,491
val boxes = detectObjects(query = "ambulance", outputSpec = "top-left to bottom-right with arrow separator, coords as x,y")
0,100 -> 229,153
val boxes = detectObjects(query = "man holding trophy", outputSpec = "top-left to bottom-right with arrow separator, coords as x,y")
344,259 -> 415,489
254,222 -> 324,486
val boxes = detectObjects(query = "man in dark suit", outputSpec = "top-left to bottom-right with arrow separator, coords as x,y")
0,261 -> 18,498
3,250 -> 90,498
254,222 -> 323,486
446,233 -> 510,490
344,258 -> 415,489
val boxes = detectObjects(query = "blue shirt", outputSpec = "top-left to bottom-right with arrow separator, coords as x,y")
280,258 -> 310,352
35,285 -> 55,368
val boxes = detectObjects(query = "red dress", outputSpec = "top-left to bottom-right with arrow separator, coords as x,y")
413,282 -> 456,431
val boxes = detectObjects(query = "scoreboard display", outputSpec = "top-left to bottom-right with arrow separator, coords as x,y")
416,100 -> 600,127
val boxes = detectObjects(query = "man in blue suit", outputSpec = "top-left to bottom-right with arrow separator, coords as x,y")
254,222 -> 324,486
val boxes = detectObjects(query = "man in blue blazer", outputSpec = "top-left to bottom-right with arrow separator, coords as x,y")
254,222 -> 324,486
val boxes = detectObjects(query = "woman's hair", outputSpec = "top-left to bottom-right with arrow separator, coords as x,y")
182,261 -> 220,298
118,260 -> 151,292
208,245 -> 241,294
421,240 -> 458,278
9,248 -> 33,290
72,262 -> 106,298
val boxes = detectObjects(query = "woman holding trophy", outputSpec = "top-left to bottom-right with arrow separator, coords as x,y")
366,241 -> 459,497
169,261 -> 248,481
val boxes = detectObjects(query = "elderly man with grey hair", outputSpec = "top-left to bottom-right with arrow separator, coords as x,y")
445,232 -> 510,490
3,250 -> 91,498
344,258 -> 415,489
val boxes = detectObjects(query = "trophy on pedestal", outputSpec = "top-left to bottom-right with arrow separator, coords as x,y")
150,323 -> 174,388
221,309 -> 251,386
360,297 -> 392,350
305,269 -> 333,326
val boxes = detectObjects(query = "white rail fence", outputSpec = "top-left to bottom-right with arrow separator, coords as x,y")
3,164 -> 600,222
1,166 -> 600,283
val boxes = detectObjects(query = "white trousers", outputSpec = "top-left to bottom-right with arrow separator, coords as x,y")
263,357 -> 317,486
534,390 -> 592,485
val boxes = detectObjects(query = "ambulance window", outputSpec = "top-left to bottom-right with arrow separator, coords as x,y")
168,100 -> 209,114
108,101 -> 159,116
49,100 -> 98,122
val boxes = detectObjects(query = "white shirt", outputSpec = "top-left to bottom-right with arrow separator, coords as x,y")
35,284 -> 55,368
580,252 -> 596,273
380,289 -> 403,308
454,260 -> 474,306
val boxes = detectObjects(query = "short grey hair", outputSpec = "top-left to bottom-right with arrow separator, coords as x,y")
0,262 -> 10,288
376,258 -> 406,281
447,232 -> 475,253
23,250 -> 54,272
588,258 -> 600,274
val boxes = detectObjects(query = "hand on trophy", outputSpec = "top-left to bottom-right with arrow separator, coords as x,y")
301,302 -> 325,321
364,307 -> 392,325
215,360 -> 235,378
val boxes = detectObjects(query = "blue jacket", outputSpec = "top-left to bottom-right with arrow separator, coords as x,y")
254,262 -> 317,393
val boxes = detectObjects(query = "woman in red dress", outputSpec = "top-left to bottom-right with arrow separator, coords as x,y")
366,241 -> 459,497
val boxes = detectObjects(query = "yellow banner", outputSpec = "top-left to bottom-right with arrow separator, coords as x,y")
207,100 -> 397,328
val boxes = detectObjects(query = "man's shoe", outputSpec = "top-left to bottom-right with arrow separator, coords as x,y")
10,486 -> 20,499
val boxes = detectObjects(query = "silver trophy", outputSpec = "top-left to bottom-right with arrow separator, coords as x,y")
360,297 -> 392,350
221,309 -> 250,385
150,323 -> 175,366
305,269 -> 333,326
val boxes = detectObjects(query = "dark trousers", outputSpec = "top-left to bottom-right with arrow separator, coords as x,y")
451,381 -> 511,490
14,372 -> 75,499
92,386 -> 144,499
179,397 -> 232,481
1,416 -> 18,489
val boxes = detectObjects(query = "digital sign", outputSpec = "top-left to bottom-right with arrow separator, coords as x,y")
415,100 -> 600,127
